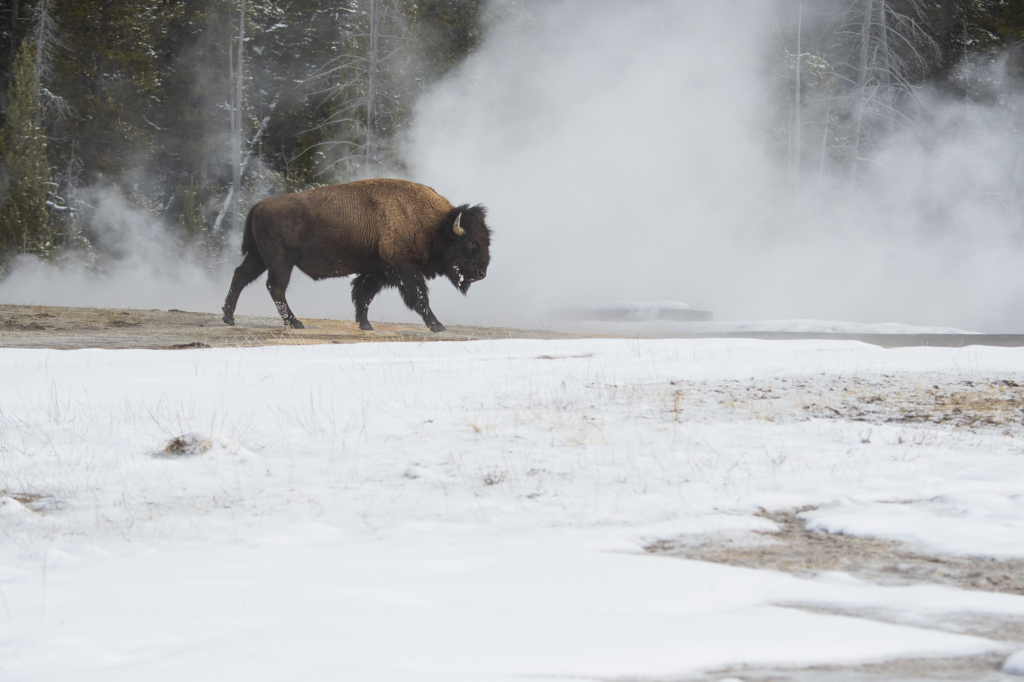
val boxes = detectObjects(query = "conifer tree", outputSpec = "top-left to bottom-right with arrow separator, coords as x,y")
0,37 -> 53,262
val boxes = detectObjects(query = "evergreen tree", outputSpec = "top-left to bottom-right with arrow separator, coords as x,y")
404,0 -> 485,83
48,0 -> 160,185
0,37 -> 53,262
0,0 -> 488,255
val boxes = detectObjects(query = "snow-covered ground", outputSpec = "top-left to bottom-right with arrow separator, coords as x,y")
2,338 -> 1024,680
553,318 -> 983,335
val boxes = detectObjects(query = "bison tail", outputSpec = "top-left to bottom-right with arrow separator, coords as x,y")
240,204 -> 257,257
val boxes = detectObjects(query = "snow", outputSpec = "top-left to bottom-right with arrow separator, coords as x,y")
1005,650 -> 1024,675
803,495 -> 1024,558
3,338 -> 1024,679
554,318 -> 982,335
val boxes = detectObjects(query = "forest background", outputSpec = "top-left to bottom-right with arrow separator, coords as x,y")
0,0 -> 486,269
2,0 -> 1024,277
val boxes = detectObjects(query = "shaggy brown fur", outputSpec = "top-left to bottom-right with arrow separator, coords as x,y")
222,179 -> 491,332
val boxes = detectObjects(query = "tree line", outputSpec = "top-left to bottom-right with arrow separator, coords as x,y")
0,0 -> 484,269
2,0 -> 1024,269
771,0 -> 1024,193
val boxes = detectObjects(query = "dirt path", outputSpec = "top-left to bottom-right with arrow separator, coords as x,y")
0,303 -> 589,349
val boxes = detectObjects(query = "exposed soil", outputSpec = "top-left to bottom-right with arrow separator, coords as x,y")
0,303 -> 589,350
648,511 -> 1024,681
665,374 -> 1024,435
648,510 -> 1024,597
694,652 -> 1014,682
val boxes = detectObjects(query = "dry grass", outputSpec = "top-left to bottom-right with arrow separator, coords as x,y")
153,434 -> 211,459
1,490 -> 61,513
658,375 -> 1024,433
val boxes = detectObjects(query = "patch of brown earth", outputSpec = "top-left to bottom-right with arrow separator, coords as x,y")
665,375 -> 1024,432
648,511 -> 1024,681
0,303 -> 596,350
648,510 -> 1024,596
700,652 -> 1012,682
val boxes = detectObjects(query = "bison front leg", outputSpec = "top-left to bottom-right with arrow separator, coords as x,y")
393,266 -> 445,333
266,265 -> 305,329
351,274 -> 384,331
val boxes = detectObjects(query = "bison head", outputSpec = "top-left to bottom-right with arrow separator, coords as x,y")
440,205 -> 491,294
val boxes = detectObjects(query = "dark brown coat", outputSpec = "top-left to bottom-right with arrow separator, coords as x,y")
222,179 -> 491,332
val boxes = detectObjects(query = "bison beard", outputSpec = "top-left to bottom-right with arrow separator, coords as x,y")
221,179 -> 491,332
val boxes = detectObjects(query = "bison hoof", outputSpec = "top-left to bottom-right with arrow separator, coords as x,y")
288,319 -> 305,330
359,321 -> 374,331
223,315 -> 235,326
429,322 -> 446,333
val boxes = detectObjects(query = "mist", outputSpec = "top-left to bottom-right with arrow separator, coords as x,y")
5,1 -> 1024,333
408,1 -> 1024,332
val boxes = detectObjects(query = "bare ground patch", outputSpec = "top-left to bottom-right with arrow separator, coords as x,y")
648,510 -> 1024,680
0,303 -> 593,349
664,374 -> 1024,434
649,510 -> 1024,596
694,652 -> 1014,682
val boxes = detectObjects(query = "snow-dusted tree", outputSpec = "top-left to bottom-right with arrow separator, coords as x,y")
768,3 -> 843,196
214,0 -> 278,240
307,0 -> 409,179
830,0 -> 940,182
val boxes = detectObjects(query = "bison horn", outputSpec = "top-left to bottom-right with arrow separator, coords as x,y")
453,212 -> 465,236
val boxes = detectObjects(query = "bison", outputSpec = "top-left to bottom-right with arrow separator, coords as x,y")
221,178 -> 491,332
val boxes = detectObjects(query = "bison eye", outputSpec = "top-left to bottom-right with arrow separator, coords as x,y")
466,241 -> 477,254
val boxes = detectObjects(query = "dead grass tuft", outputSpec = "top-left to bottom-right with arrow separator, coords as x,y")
1,490 -> 61,513
155,434 -> 211,459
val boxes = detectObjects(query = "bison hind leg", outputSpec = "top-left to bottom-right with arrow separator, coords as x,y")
223,250 -> 267,326
266,265 -> 304,329
352,274 -> 384,331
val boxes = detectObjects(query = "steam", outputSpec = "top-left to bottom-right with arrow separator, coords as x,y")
4,1 -> 1024,332
408,1 -> 1024,332
0,187 -> 230,312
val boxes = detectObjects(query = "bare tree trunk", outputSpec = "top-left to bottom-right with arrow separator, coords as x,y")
365,0 -> 379,175
848,0 -> 874,184
231,0 -> 245,236
878,0 -> 894,137
793,3 -> 802,192
817,107 -> 829,223
213,111 -> 273,236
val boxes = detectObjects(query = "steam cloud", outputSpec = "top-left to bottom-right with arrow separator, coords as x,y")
3,1 -> 1024,332
410,1 -> 1024,332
